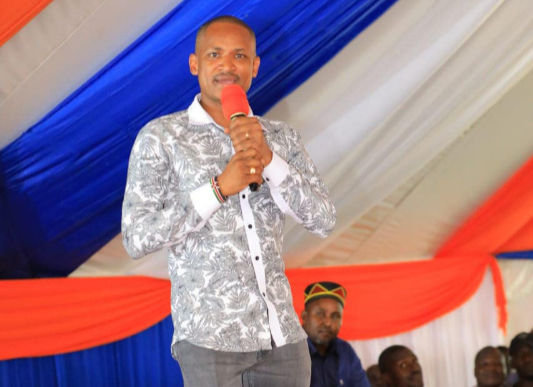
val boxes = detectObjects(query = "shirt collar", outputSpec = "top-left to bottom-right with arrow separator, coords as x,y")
307,337 -> 339,358
187,93 -> 255,128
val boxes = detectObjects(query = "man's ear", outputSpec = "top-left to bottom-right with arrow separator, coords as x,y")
252,55 -> 260,78
301,309 -> 308,322
189,53 -> 198,76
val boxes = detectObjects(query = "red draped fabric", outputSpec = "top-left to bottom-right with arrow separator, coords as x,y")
436,156 -> 533,257
0,0 -> 54,46
0,277 -> 170,361
287,254 -> 503,339
0,256 -> 500,360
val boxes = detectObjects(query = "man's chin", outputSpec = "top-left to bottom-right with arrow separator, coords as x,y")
479,375 -> 504,386
313,336 -> 333,346
408,373 -> 423,387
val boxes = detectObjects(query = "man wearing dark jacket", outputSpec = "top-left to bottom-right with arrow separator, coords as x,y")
302,281 -> 370,387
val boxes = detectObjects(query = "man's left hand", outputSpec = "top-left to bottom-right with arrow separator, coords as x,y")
225,116 -> 273,167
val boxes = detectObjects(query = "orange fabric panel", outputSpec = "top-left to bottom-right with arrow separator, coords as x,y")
436,156 -> 533,257
0,0 -> 54,46
0,256 -> 504,360
0,276 -> 170,361
497,217 -> 533,254
286,254 -> 504,340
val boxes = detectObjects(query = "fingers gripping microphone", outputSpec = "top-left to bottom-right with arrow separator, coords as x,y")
221,85 -> 258,192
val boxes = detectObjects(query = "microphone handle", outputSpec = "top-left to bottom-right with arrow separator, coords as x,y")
230,113 -> 259,192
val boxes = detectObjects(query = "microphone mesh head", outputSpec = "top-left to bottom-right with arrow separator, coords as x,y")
221,84 -> 249,120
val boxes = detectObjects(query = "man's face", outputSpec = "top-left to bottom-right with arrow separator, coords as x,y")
189,21 -> 260,108
383,349 -> 423,387
475,349 -> 504,387
512,345 -> 533,380
301,298 -> 343,347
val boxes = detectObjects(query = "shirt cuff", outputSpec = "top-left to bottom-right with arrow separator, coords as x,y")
190,182 -> 222,220
262,151 -> 289,187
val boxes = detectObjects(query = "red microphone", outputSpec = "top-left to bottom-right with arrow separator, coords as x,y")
221,84 -> 249,121
221,85 -> 258,192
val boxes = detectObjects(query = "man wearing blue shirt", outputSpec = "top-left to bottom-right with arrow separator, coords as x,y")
302,282 -> 371,387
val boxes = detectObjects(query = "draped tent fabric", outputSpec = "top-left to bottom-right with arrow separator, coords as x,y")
0,0 -> 398,279
0,255 -> 502,360
0,0 -> 54,46
0,269 -> 498,387
352,270 -> 500,387
436,156 -> 533,258
279,0 -> 533,265
0,277 -> 170,361
0,316 -> 184,387
287,255 -> 504,338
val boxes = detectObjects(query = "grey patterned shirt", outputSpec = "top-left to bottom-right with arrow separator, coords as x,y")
122,95 -> 336,355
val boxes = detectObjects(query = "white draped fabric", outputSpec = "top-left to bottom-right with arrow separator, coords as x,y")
499,259 -> 533,340
350,269 -> 500,387
271,0 -> 533,265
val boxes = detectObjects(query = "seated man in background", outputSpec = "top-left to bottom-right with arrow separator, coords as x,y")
378,345 -> 423,387
302,281 -> 370,387
510,332 -> 533,387
474,346 -> 505,387
367,364 -> 386,387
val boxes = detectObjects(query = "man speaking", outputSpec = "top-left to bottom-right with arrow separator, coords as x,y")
121,15 -> 336,387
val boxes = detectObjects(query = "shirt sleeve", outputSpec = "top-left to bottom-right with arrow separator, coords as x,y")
262,122 -> 336,238
121,121 -> 221,259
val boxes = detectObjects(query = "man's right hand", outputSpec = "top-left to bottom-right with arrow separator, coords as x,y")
217,148 -> 264,197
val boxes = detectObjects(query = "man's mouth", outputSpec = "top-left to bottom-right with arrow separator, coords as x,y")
215,74 -> 239,85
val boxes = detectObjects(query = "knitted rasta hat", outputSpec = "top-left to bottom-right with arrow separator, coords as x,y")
304,281 -> 347,307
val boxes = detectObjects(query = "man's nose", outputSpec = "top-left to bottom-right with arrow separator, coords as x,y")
219,55 -> 236,71
321,316 -> 332,327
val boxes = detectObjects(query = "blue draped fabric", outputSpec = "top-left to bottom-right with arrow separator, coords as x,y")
0,316 -> 183,387
497,250 -> 533,259
0,0 -> 397,278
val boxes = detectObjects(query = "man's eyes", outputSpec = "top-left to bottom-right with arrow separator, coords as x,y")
207,53 -> 245,59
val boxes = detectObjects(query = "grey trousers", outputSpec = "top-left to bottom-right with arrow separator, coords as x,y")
175,339 -> 311,387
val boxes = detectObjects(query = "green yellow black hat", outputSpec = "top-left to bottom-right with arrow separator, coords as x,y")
304,281 -> 347,307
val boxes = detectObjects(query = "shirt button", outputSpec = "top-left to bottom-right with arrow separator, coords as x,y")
248,224 -> 252,229
255,256 -> 259,261
242,194 -> 246,199
262,292 -> 266,297
266,178 -> 270,181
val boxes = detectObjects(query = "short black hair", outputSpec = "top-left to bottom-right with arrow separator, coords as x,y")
379,345 -> 411,374
510,332 -> 533,356
475,346 -> 500,365
195,15 -> 256,53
